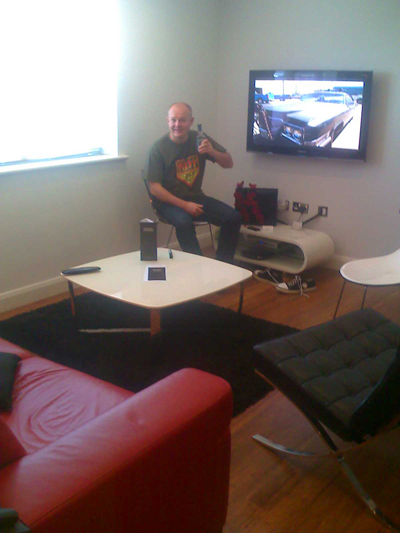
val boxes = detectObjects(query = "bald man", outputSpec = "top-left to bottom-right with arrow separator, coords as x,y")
144,102 -> 241,263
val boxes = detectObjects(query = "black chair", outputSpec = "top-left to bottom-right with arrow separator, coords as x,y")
143,179 -> 215,251
252,308 -> 400,531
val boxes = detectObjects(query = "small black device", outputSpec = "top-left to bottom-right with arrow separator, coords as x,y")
241,248 -> 274,260
61,266 -> 101,275
148,266 -> 166,281
168,249 -> 174,259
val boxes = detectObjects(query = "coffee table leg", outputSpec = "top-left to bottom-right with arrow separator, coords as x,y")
238,282 -> 245,315
150,309 -> 161,336
68,281 -> 76,316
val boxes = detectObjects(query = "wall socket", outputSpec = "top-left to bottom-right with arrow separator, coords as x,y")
278,199 -> 289,211
318,206 -> 328,217
293,201 -> 309,214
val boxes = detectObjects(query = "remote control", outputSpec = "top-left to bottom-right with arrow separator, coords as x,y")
61,266 -> 101,275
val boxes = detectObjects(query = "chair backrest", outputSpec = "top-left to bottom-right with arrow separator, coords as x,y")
143,178 -> 154,203
143,178 -> 170,225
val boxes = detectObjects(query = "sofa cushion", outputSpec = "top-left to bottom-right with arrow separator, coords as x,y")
0,352 -> 21,411
0,417 -> 26,467
6,355 -> 134,454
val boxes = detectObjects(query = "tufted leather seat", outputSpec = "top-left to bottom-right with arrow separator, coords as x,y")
253,308 -> 400,443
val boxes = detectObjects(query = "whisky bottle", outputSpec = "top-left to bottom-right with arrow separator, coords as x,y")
197,124 -> 206,150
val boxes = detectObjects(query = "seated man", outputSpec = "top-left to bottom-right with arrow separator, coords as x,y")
144,102 -> 242,264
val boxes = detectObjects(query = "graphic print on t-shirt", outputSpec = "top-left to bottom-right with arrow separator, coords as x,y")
175,154 -> 199,187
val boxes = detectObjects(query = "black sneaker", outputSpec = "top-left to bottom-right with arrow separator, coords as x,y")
276,276 -> 316,295
254,268 -> 283,286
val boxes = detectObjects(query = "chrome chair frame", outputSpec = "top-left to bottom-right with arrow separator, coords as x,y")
253,368 -> 400,531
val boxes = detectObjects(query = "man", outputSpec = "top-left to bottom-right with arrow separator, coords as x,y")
144,102 -> 241,263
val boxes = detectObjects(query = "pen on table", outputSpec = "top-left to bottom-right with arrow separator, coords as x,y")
169,249 -> 173,259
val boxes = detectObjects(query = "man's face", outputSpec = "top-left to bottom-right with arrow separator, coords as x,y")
167,105 -> 194,143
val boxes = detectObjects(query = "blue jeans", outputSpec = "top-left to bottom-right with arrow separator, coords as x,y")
156,194 -> 242,263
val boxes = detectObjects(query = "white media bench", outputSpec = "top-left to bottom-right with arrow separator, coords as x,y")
235,224 -> 334,274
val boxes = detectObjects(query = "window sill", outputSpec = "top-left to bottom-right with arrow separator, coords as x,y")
0,154 -> 129,176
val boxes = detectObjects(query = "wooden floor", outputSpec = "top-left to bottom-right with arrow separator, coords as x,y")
1,263 -> 399,533
203,265 -> 400,533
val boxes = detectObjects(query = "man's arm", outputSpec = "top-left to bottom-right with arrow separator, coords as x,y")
149,182 -> 204,217
198,139 -> 233,168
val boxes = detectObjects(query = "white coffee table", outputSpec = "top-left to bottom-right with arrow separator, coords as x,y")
62,248 -> 253,335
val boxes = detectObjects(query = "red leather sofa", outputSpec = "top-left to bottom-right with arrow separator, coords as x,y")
0,338 -> 233,533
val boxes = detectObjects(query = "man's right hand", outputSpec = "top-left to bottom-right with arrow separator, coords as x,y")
148,182 -> 204,217
185,202 -> 204,217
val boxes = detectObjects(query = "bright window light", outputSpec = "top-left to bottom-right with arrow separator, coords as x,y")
0,0 -> 119,167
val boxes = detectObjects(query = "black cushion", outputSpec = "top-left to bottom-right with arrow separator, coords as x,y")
253,309 -> 400,442
0,352 -> 21,411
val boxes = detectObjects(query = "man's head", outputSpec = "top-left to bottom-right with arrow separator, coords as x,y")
167,102 -> 194,144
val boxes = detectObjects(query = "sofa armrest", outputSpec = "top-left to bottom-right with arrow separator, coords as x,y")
0,368 -> 232,533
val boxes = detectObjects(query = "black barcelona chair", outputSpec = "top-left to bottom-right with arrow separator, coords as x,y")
252,308 -> 400,531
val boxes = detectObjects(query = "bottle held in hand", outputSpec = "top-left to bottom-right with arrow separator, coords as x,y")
197,124 -> 206,150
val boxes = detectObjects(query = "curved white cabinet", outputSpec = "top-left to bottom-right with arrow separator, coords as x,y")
234,224 -> 334,274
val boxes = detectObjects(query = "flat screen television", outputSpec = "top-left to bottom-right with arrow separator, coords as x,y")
247,70 -> 373,161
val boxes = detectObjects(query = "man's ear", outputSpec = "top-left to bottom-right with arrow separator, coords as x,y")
190,117 -> 194,127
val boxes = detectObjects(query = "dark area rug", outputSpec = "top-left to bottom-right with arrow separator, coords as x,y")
0,293 -> 297,417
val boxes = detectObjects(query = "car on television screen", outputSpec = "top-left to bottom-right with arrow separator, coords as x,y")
254,91 -> 357,148
273,94 -> 292,101
333,86 -> 363,103
255,92 -> 270,104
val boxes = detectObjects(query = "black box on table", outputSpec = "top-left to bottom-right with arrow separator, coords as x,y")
140,218 -> 158,261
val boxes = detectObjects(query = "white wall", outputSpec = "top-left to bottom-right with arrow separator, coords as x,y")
0,0 -> 220,311
211,0 -> 400,259
1,0 -> 399,312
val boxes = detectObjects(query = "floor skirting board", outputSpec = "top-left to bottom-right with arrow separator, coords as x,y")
0,277 -> 67,314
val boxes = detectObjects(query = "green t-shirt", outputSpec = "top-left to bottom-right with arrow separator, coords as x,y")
144,130 -> 227,200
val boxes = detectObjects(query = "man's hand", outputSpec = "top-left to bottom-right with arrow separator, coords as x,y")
149,182 -> 204,216
198,139 -> 233,169
184,201 -> 204,217
198,138 -> 216,157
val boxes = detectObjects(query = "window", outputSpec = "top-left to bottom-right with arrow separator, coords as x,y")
0,0 -> 119,168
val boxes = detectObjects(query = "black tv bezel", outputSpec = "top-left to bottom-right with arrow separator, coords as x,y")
246,69 -> 373,161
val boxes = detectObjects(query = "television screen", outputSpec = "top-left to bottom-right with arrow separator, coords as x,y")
247,70 -> 373,161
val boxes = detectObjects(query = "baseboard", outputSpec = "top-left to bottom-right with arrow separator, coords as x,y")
0,277 -> 68,314
323,254 -> 354,270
